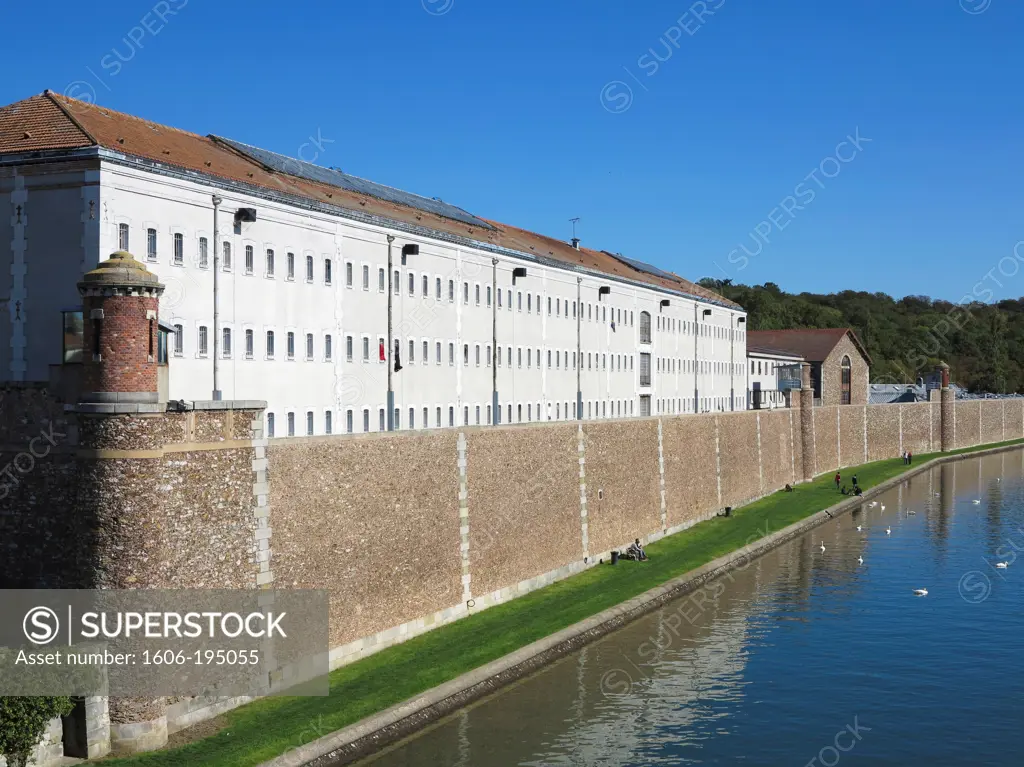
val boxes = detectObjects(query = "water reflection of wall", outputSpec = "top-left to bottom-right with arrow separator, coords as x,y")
378,516 -> 879,766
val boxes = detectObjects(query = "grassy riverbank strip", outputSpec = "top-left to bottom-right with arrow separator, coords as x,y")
106,438 -> 1024,766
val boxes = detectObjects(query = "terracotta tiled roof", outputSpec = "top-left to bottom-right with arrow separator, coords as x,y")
747,328 -> 871,365
0,93 -> 93,153
0,90 -> 738,310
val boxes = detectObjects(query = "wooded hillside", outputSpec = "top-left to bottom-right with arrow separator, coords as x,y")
699,279 -> 1024,394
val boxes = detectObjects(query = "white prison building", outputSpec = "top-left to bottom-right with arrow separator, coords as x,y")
0,91 -> 749,432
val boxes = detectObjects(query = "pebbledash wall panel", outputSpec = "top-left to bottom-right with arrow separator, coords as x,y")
866,404 -> 901,462
759,409 -> 796,492
813,406 -> 840,475
981,400 -> 1006,445
717,411 -> 761,510
268,432 -> 463,649
901,402 -> 935,457
581,419 -> 662,556
955,400 -> 982,449
1005,399 -> 1024,441
839,405 -> 866,469
662,414 -> 719,530
465,424 -> 581,597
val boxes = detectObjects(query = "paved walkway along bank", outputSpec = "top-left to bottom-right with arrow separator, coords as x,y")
102,439 -> 1024,767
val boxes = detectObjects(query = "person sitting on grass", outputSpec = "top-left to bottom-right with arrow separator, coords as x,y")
624,539 -> 648,561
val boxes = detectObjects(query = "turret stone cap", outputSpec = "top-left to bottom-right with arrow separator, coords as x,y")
78,250 -> 164,294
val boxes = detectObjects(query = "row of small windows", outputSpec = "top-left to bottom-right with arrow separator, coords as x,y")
116,227 -> 746,347
639,311 -> 743,344
264,397 -> 660,438
655,396 -> 745,415
391,280 -> 741,339
262,392 -> 746,438
751,360 -> 781,375
388,273 -> 640,328
173,325 -> 747,380
387,276 -> 744,345
118,225 -> 333,283
174,326 -> 328,361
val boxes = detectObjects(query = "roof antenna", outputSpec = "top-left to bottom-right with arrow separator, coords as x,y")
569,217 -> 581,250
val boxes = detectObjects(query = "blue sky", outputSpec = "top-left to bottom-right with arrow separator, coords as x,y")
5,0 -> 1023,303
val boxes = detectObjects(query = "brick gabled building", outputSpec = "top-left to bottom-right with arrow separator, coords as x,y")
746,328 -> 871,406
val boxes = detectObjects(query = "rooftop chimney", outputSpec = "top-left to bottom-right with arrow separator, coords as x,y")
570,238 -> 580,250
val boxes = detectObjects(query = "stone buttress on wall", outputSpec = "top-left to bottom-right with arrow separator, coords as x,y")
0,387 -> 266,758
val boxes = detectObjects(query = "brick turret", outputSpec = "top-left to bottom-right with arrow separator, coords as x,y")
77,251 -> 165,404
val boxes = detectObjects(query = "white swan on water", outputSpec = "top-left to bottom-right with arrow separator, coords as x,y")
996,562 -> 1009,569
858,556 -> 864,565
886,527 -> 892,535
973,500 -> 981,505
913,588 -> 928,597
869,501 -> 878,508
907,510 -> 917,515
820,541 -> 826,552
881,505 -> 886,511
857,525 -> 863,531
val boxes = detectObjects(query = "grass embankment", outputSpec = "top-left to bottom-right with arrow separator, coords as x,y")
107,438 -> 1024,766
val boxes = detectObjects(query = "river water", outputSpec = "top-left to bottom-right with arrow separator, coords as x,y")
359,450 -> 1024,767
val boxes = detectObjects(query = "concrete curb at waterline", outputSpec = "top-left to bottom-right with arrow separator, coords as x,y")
261,442 -> 1024,767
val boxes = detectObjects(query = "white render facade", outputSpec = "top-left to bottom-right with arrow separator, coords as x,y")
3,153 -> 749,433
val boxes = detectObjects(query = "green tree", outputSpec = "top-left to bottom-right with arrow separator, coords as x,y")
0,697 -> 73,767
700,279 -> 1024,394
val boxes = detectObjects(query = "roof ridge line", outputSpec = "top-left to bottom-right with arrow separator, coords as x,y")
217,135 -> 481,217
43,89 -> 98,146
208,134 -> 278,175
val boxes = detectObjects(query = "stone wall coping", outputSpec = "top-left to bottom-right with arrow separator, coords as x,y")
81,391 -> 160,404
187,400 -> 268,411
67,402 -> 165,414
259,440 -> 1024,767
0,381 -> 50,390
65,400 -> 267,415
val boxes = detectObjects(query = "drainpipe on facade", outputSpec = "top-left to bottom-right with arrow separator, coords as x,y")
730,313 -> 735,411
492,258 -> 499,425
386,235 -> 394,431
693,303 -> 699,413
576,276 -> 583,420
212,195 -> 222,401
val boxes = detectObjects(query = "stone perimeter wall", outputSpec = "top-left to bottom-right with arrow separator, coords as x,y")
268,398 -> 1013,669
5,383 -> 1022,761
